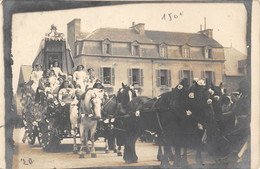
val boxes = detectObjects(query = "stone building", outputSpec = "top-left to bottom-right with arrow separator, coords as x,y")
223,47 -> 247,93
67,18 -> 225,97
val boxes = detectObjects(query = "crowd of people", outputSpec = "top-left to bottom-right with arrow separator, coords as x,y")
29,61 -> 104,107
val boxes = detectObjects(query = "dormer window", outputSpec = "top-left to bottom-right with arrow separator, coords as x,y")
102,39 -> 111,55
159,43 -> 168,57
182,45 -> 190,58
204,46 -> 213,59
131,41 -> 140,56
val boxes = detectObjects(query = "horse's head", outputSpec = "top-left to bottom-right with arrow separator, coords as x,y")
117,83 -> 137,112
188,80 -> 219,141
89,89 -> 105,119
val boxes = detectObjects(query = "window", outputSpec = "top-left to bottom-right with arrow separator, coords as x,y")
183,48 -> 189,58
160,47 -> 167,57
131,41 -> 140,56
128,68 -> 143,86
204,47 -> 212,59
182,45 -> 190,58
132,46 -> 139,56
159,44 -> 168,57
102,39 -> 111,55
179,70 -> 193,86
104,44 -> 110,54
208,49 -> 212,58
99,67 -> 115,85
201,71 -> 215,85
156,69 -> 171,87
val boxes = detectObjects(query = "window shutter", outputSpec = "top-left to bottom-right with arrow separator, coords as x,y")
190,70 -> 194,86
140,69 -> 144,86
167,70 -> 171,87
99,67 -> 103,83
156,69 -> 161,87
111,68 -> 115,85
212,71 -> 216,85
201,71 -> 206,80
128,69 -> 132,85
179,70 -> 183,83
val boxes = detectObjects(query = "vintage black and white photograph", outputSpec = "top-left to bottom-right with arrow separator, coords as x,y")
1,1 -> 258,169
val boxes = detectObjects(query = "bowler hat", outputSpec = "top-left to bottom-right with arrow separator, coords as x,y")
76,65 -> 84,71
87,68 -> 94,72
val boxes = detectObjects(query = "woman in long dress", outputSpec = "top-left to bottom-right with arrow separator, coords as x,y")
51,61 -> 66,78
73,65 -> 87,91
86,68 -> 96,89
30,65 -> 43,93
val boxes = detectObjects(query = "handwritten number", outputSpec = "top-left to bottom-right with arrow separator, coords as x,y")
20,158 -> 33,165
29,158 -> 34,164
161,14 -> 166,20
168,13 -> 172,21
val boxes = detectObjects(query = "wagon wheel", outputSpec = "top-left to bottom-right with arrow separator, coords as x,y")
39,119 -> 61,152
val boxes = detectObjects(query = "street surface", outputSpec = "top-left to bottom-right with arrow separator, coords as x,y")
12,128 -> 245,169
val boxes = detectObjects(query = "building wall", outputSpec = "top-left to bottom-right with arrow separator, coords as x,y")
223,75 -> 245,93
75,55 -> 224,97
80,40 -> 224,60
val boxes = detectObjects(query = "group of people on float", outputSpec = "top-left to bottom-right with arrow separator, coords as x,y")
29,61 -> 104,106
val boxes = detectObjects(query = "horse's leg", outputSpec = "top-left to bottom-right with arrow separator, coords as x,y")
173,146 -> 181,166
127,131 -> 139,163
157,140 -> 162,161
181,147 -> 188,165
90,122 -> 97,158
79,123 -> 85,158
85,128 -> 90,154
72,127 -> 78,154
22,130 -> 27,143
195,145 -> 203,165
105,137 -> 109,154
160,144 -> 171,167
37,136 -> 41,146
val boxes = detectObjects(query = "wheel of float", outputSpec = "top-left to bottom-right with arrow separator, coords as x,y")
39,119 -> 61,152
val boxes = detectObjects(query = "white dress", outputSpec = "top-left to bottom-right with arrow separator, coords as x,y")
30,70 -> 43,92
86,75 -> 96,89
52,67 -> 66,77
73,71 -> 87,90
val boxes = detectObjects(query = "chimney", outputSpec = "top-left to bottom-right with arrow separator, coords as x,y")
200,24 -> 202,31
130,22 -> 145,35
67,18 -> 81,57
204,17 -> 207,30
199,29 -> 213,39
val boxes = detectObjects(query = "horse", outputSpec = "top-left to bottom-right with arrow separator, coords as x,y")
78,88 -> 106,158
123,79 -> 218,166
101,83 -> 137,156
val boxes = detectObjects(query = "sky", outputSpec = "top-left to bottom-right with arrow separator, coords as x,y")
12,2 -> 247,92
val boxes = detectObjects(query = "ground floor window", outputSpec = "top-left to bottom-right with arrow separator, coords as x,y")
128,68 -> 143,86
99,67 -> 115,85
202,71 -> 215,85
179,70 -> 193,86
156,69 -> 171,87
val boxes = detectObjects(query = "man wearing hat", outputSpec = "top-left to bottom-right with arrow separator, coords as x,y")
86,68 -> 96,89
73,65 -> 87,91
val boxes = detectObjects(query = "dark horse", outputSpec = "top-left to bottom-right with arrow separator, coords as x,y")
123,79 -> 218,166
101,83 -> 137,156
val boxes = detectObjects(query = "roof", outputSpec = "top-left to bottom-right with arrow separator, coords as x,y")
19,65 -> 32,83
83,27 -> 223,48
224,47 -> 247,76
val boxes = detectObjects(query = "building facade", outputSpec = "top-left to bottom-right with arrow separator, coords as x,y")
223,47 -> 247,93
67,19 -> 225,97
